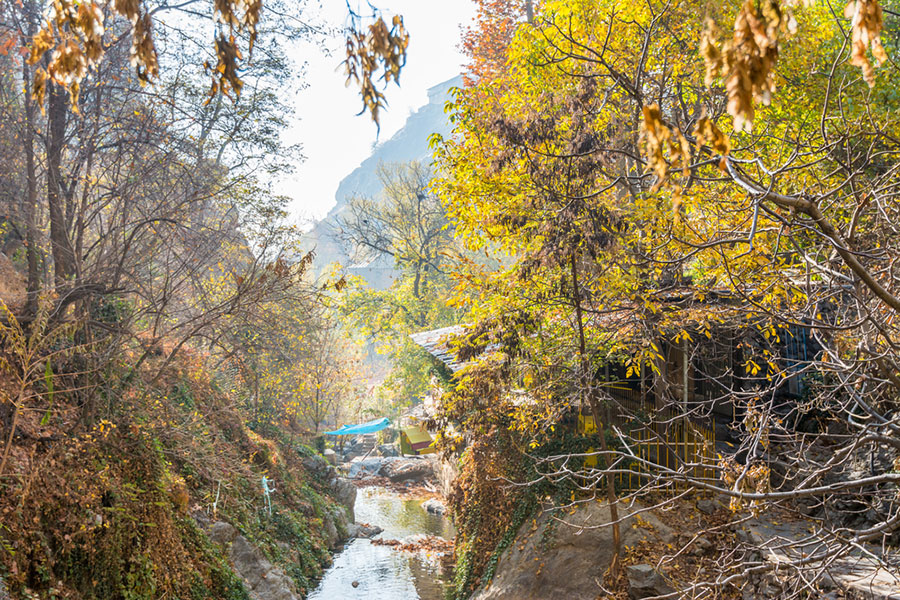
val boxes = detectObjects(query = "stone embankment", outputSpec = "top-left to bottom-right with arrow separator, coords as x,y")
470,501 -> 675,600
194,453 -> 365,600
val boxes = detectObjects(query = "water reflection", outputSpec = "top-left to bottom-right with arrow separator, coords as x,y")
309,487 -> 454,600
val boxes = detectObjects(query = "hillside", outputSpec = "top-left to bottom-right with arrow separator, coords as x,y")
0,341 -> 354,599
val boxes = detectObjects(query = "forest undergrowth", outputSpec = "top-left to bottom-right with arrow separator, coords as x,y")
0,342 -> 341,599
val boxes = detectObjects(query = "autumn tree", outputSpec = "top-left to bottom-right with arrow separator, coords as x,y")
336,161 -> 461,404
435,0 -> 900,597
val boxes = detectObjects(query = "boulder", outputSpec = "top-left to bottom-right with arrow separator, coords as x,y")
422,498 -> 445,515
379,457 -> 435,482
207,521 -> 238,545
322,505 -> 350,550
323,448 -> 338,465
301,454 -> 331,479
348,523 -> 383,538
689,535 -> 713,556
378,444 -> 399,457
200,519 -> 302,600
348,457 -> 384,478
330,477 -> 356,521
696,498 -> 720,515
626,564 -> 674,600
471,501 -> 674,600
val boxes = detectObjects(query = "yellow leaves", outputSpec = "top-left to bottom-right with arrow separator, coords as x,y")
640,103 -> 692,199
205,34 -> 243,99
844,0 -> 889,86
26,1 -> 111,106
673,330 -> 693,344
701,0 -> 794,132
700,18 -> 723,88
343,15 -> 410,127
131,12 -> 159,85
693,116 -> 731,166
641,104 -> 671,190
114,0 -> 141,22
28,27 -> 55,65
744,359 -> 761,376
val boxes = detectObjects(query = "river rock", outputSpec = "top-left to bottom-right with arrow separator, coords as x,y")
302,454 -> 331,479
696,498 -> 720,515
330,477 -> 356,521
322,505 -> 351,550
690,535 -> 714,556
626,564 -> 674,599
349,457 -> 384,478
471,501 -> 674,600
379,456 -> 435,482
348,523 -> 383,538
422,498 -> 445,515
378,444 -> 399,457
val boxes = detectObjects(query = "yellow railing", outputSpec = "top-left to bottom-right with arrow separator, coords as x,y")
577,401 -> 718,493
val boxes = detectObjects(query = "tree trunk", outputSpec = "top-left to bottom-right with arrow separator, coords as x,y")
570,256 -> 621,577
22,52 -> 41,314
46,83 -> 76,288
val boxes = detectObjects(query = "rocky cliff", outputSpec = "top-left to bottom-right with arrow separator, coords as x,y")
303,76 -> 461,287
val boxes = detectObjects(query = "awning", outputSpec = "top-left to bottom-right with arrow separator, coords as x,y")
324,417 -> 391,436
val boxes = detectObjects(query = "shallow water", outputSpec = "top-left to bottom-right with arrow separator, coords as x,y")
308,487 -> 454,600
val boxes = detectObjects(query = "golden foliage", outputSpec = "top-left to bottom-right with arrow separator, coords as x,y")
693,115 -> 731,166
702,0 -> 889,131
28,0 -> 157,107
713,0 -> 790,132
641,103 -> 692,192
343,15 -> 410,127
845,0 -> 889,86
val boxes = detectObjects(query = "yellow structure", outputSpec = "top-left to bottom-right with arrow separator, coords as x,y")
400,425 -> 436,456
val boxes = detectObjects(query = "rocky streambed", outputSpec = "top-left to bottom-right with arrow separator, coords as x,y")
308,486 -> 455,600
307,454 -> 454,600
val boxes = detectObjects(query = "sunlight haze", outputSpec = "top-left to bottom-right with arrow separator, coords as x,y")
279,1 -> 476,227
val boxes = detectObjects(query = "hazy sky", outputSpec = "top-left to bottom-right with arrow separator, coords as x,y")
279,1 -> 476,226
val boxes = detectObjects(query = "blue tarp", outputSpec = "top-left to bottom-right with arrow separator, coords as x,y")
324,417 -> 391,436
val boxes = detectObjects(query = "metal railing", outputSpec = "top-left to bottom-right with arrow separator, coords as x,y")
577,387 -> 718,493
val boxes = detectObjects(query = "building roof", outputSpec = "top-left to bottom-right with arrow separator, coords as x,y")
409,325 -> 466,373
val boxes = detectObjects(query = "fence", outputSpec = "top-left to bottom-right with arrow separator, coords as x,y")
577,389 -> 718,493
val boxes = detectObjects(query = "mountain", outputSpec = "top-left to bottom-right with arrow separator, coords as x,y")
304,75 -> 461,287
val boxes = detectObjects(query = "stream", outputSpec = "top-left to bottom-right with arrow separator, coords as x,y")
309,487 -> 455,600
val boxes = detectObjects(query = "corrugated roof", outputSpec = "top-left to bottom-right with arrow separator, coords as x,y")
409,325 -> 465,373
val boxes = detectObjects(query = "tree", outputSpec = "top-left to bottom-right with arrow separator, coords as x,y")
336,161 -> 461,403
435,0 -> 900,597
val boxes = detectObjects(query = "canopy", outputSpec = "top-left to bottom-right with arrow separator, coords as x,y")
324,417 -> 390,436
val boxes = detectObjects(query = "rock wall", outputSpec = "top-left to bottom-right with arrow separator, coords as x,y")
194,454 -> 359,600
471,501 -> 674,600
436,456 -> 459,500
202,519 -> 301,600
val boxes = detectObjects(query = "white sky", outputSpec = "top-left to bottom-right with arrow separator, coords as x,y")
278,1 -> 476,227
